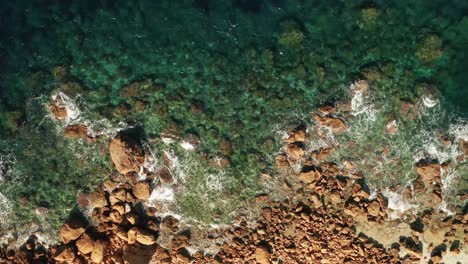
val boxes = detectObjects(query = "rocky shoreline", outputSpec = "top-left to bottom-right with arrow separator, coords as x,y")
1,81 -> 466,264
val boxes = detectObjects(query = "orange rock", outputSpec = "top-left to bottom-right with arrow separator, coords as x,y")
133,181 -> 152,200
136,228 -> 157,245
49,103 -> 67,120
284,142 -> 305,160
275,154 -> 289,169
88,188 -> 107,208
460,139 -> 468,155
312,113 -> 348,133
76,232 -> 94,255
416,160 -> 440,182
59,219 -> 87,244
284,125 -> 307,143
109,133 -> 146,174
367,200 -> 381,217
53,244 -> 76,262
255,246 -> 270,264
64,124 -> 89,139
299,168 -> 321,184
91,240 -> 109,263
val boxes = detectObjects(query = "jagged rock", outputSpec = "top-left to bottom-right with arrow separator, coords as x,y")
172,232 -> 190,250
109,188 -> 127,205
64,124 -> 90,139
318,105 -> 336,115
123,244 -> 157,264
299,168 -> 321,184
367,200 -> 381,217
133,181 -> 152,200
161,216 -> 180,232
53,244 -> 76,262
275,154 -> 289,169
460,139 -> 468,155
109,133 -> 146,174
255,246 -> 270,264
284,142 -> 305,160
88,188 -> 108,208
49,103 -> 67,120
136,228 -> 157,245
59,219 -> 87,244
312,113 -> 348,133
284,125 -> 307,143
91,240 -> 109,263
76,232 -> 94,255
416,160 -> 440,182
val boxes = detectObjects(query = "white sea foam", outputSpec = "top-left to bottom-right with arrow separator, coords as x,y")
205,173 -> 224,191
381,187 -> 415,220
422,95 -> 438,108
148,185 -> 175,203
51,92 -> 81,123
180,140 -> 195,151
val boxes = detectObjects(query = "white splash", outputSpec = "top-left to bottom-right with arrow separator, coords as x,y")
205,173 -> 224,191
381,187 -> 414,220
51,92 -> 81,123
148,186 -> 175,203
422,95 -> 438,108
180,141 -> 195,151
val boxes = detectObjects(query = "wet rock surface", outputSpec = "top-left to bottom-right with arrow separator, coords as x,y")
1,99 -> 466,264
109,132 -> 146,174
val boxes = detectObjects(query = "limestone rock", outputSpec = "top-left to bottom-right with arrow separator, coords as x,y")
110,133 -> 145,174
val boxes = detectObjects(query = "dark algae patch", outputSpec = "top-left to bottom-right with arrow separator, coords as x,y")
0,0 -> 467,242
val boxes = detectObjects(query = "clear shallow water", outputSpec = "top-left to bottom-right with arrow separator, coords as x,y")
0,0 -> 467,236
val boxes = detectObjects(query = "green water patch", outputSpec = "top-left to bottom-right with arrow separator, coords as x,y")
0,96 -> 111,232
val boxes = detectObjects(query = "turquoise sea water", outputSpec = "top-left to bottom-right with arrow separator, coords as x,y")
0,0 -> 467,237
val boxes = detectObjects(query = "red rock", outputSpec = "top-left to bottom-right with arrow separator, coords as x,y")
110,132 -> 146,174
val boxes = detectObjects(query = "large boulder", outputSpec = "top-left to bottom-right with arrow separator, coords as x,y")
59,218 -> 87,244
110,133 -> 146,174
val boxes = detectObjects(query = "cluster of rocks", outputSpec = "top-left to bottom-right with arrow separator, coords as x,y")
2,82 -> 466,263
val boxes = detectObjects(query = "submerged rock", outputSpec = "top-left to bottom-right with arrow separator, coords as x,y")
312,113 -> 348,133
109,132 -> 146,174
